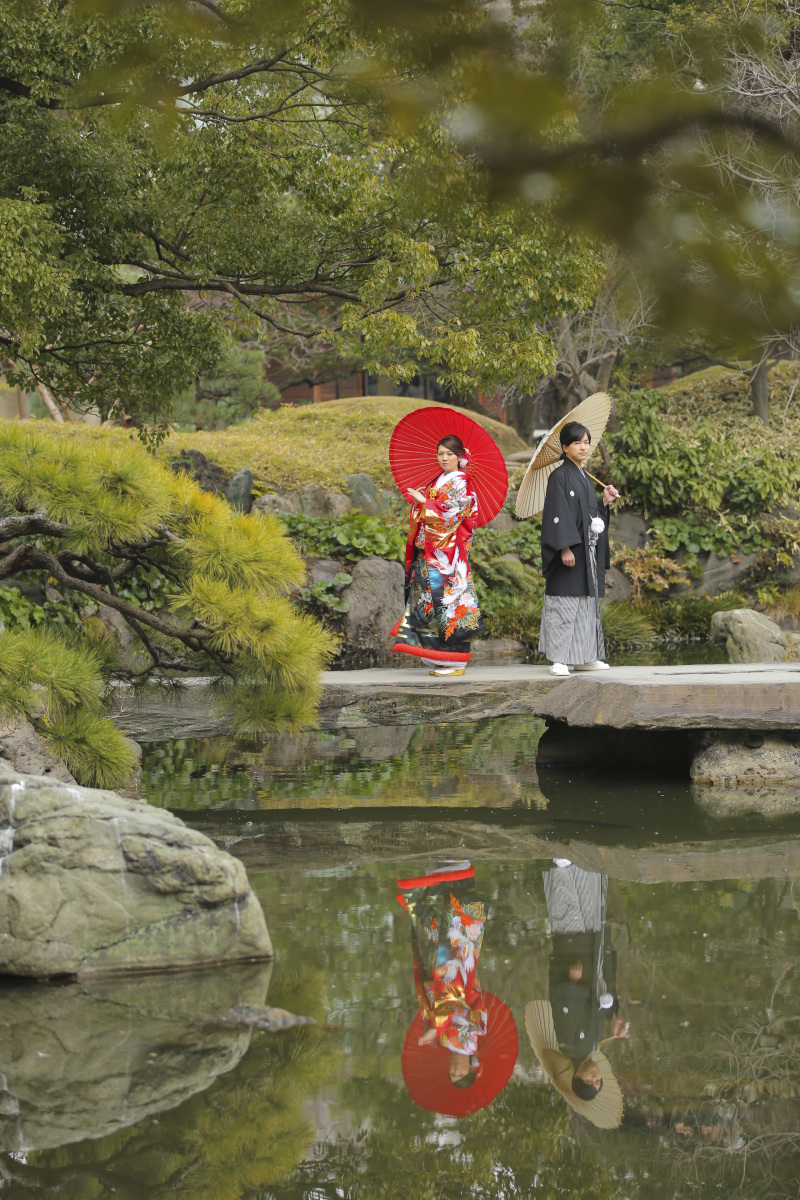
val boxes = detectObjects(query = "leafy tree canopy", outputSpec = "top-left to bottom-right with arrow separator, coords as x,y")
0,0 -> 604,425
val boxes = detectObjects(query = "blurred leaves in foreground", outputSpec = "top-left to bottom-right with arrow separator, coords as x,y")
4,0 -> 800,422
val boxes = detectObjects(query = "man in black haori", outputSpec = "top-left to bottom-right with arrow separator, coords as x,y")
539,421 -> 619,677
523,859 -> 628,1131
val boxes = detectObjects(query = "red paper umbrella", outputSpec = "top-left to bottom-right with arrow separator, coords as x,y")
401,992 -> 519,1118
389,407 -> 508,528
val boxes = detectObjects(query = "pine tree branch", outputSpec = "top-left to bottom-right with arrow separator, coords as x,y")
0,512 -> 71,541
21,546 -> 206,643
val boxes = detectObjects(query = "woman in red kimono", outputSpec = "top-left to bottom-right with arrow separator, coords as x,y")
397,862 -> 488,1089
390,435 -> 486,677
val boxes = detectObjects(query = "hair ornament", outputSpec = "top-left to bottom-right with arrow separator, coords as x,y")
459,447 -> 471,469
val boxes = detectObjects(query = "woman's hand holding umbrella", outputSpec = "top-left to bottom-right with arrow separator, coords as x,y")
407,487 -> 427,505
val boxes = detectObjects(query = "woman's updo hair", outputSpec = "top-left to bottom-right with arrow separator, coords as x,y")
559,421 -> 591,449
438,434 -> 466,458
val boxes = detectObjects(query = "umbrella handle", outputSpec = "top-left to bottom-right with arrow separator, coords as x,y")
586,471 -> 620,500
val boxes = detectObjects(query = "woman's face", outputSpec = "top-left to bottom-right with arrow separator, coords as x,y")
563,433 -> 591,467
437,444 -> 460,473
449,1054 -> 472,1082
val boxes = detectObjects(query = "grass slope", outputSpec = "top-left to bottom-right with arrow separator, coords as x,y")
170,397 -> 527,492
652,360 -> 800,446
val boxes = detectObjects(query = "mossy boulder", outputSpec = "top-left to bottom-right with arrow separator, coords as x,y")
0,770 -> 272,978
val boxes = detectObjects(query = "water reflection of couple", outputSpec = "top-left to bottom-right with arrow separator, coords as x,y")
396,862 -> 518,1117
526,860 -> 628,1129
396,859 -> 627,1126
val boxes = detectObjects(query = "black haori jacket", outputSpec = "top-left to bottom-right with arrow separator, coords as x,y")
540,458 -> 610,598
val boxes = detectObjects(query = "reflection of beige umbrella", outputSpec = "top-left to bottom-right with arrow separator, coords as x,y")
515,392 -> 613,518
524,1001 -> 623,1129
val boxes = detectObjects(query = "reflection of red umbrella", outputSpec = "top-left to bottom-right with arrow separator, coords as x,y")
401,992 -> 519,1117
389,407 -> 508,528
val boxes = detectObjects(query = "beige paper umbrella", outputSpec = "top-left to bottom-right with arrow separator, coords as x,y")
525,1000 -> 624,1130
515,392 -> 613,518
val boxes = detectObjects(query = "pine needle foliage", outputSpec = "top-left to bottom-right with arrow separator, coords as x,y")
40,708 -> 138,790
0,628 -> 137,788
0,423 -> 333,787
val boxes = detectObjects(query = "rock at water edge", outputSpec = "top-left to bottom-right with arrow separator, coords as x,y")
0,770 -> 272,977
692,783 -> 800,818
691,731 -> 800,787
710,608 -> 791,663
470,638 -> 528,661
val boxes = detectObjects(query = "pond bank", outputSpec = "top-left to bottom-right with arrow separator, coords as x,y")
111,662 -> 800,739
192,809 -> 800,883
112,663 -> 800,789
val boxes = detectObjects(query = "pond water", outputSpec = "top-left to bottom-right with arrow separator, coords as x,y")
2,717 -> 800,1200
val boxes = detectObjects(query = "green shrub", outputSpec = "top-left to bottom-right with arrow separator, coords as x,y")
608,393 -> 796,520
0,422 -> 334,785
472,555 -> 544,646
297,576 -> 351,620
610,544 -> 688,600
638,591 -> 746,641
0,583 -> 85,632
279,513 -> 406,563
600,602 -> 657,646
169,346 -> 281,432
41,709 -> 138,791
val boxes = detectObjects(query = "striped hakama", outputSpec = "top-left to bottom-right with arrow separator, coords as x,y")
539,526 -> 605,665
543,865 -> 607,935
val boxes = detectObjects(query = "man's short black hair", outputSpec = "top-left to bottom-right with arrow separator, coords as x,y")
572,1073 -> 604,1101
559,421 -> 591,448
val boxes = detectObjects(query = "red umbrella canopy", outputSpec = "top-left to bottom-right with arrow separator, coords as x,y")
401,992 -> 519,1118
389,407 -> 508,528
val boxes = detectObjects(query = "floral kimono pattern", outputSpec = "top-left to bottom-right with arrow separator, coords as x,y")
400,881 -> 488,1054
390,471 -> 486,664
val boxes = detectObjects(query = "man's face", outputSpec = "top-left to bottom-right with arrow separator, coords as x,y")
577,1061 -> 602,1088
564,434 -> 591,466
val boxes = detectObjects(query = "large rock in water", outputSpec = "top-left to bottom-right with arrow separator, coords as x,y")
0,961 -> 272,1152
711,608 -> 800,663
0,770 -> 272,977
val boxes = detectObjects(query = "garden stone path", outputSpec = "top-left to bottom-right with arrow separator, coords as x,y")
111,662 -> 800,740
318,662 -> 800,731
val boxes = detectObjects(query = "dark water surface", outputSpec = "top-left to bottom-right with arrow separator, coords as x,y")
2,717 -> 800,1200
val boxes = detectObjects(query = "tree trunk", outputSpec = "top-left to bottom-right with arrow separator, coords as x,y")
36,381 -> 65,423
596,349 -> 617,391
750,358 -> 771,425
